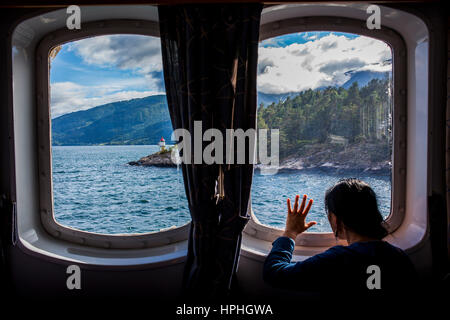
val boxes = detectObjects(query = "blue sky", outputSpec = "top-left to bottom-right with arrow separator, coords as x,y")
259,31 -> 359,48
50,31 -> 391,118
50,34 -> 164,118
51,46 -> 152,89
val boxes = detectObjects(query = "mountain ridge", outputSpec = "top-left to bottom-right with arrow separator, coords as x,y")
52,70 -> 389,146
52,94 -> 173,146
257,70 -> 389,106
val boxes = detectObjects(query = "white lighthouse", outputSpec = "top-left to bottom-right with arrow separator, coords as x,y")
159,137 -> 166,152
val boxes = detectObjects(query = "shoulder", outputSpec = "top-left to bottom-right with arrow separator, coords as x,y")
305,244 -> 353,265
378,241 -> 416,270
313,241 -> 406,265
347,241 -> 416,271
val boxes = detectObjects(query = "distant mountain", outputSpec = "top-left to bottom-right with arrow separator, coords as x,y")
52,95 -> 173,146
257,92 -> 299,107
342,70 -> 389,89
257,70 -> 390,106
53,71 -> 390,146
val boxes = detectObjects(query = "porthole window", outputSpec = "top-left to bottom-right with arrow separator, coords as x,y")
248,17 -> 406,244
36,21 -> 190,248
254,31 -> 392,232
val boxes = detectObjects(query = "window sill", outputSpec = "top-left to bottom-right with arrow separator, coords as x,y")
18,225 -> 188,268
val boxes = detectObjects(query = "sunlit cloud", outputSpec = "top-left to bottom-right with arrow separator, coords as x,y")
50,34 -> 165,117
51,32 -> 392,117
68,34 -> 163,75
258,33 -> 392,94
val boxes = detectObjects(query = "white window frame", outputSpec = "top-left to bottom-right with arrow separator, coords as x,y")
11,4 -> 429,266
244,15 -> 407,248
35,19 -> 190,249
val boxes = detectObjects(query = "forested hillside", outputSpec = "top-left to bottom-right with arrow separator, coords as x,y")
257,78 -> 392,165
52,95 -> 173,145
52,78 -> 392,171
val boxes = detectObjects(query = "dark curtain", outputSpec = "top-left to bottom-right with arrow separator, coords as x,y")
159,4 -> 262,299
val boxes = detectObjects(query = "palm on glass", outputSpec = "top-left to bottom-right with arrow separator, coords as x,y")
283,194 -> 317,240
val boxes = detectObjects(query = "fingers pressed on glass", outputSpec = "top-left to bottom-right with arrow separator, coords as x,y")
298,194 -> 307,213
303,199 -> 313,216
306,221 -> 317,229
287,198 -> 292,214
293,195 -> 299,213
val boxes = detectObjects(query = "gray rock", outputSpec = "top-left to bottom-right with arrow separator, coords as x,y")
128,151 -> 177,167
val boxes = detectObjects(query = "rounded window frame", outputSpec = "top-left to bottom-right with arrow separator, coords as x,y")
245,16 -> 407,247
36,19 -> 190,249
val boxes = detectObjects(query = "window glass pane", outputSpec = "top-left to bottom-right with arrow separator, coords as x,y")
254,31 -> 393,232
50,34 -> 190,234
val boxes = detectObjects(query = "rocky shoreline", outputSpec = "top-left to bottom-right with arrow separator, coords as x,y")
128,150 -> 177,167
254,161 -> 391,174
129,142 -> 391,173
262,142 -> 391,173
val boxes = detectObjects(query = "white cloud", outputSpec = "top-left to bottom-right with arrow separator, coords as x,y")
258,34 -> 392,94
50,81 -> 164,118
68,34 -> 163,74
51,34 -> 166,118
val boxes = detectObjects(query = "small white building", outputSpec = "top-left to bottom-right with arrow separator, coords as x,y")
159,137 -> 166,152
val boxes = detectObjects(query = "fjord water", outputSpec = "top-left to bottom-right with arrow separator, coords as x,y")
52,145 -> 391,234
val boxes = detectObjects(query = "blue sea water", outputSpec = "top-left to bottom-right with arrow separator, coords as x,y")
52,145 -> 391,234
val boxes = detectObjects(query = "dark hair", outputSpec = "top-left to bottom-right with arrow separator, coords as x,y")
324,178 -> 387,240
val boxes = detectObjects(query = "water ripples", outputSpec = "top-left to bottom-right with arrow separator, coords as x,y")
52,145 -> 391,235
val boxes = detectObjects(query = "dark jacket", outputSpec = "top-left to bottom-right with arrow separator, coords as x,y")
263,236 -> 417,296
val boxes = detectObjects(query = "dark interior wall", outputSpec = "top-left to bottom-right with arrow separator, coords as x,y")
0,3 -> 448,299
0,7 -> 39,297
9,246 -> 186,299
0,8 -> 45,201
425,3 -> 450,284
390,2 -> 450,282
447,12 -> 450,268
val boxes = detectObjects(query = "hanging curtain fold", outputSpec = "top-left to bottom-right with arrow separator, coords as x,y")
158,3 -> 262,299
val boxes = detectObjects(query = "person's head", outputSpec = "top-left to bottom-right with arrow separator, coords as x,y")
324,178 -> 387,242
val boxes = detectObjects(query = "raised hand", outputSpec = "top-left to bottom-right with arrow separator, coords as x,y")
282,194 -> 317,240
